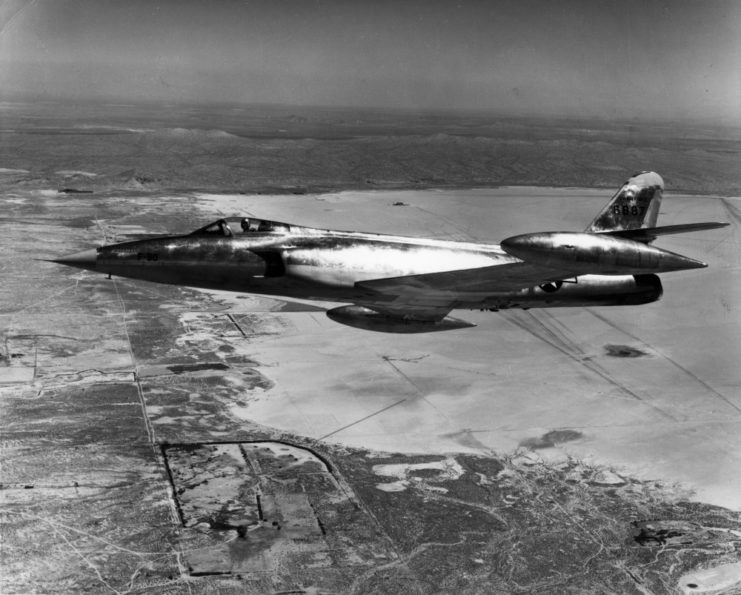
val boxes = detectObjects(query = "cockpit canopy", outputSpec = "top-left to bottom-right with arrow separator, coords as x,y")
189,217 -> 294,238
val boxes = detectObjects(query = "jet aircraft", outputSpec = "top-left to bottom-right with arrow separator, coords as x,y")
53,172 -> 727,332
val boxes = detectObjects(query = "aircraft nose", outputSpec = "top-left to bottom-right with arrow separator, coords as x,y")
51,248 -> 99,271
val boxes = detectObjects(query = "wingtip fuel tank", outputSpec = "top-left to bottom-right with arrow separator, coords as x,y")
327,305 -> 476,333
501,232 -> 707,274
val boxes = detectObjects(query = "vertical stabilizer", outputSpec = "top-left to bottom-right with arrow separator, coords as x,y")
586,171 -> 663,232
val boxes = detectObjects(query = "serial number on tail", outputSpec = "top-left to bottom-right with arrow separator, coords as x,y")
613,205 -> 647,216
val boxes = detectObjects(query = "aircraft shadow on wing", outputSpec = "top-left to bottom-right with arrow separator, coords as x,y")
52,172 -> 728,333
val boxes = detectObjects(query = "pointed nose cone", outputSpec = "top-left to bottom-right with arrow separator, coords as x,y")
51,248 -> 99,271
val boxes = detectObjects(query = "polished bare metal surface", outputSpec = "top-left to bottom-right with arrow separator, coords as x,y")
500,231 -> 708,274
52,172 -> 727,332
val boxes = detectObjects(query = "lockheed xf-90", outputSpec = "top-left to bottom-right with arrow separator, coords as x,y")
53,172 -> 727,332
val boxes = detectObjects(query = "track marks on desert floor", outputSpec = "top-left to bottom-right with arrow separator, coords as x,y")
502,309 -> 678,421
586,308 -> 741,416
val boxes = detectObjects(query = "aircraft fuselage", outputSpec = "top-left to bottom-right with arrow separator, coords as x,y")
52,172 -> 728,332
93,231 -> 508,300
61,222 -> 662,312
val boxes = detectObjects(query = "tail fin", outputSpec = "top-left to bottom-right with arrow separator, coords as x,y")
586,171 -> 663,232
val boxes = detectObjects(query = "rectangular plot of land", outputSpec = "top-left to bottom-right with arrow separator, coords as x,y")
2,382 -> 146,444
165,444 -> 261,529
164,441 -> 398,578
163,441 -> 341,575
260,493 -> 324,541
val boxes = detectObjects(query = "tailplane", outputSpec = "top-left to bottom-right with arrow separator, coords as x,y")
586,171 -> 663,232
602,221 -> 729,243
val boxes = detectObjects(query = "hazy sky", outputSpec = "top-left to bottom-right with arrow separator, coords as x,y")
1,0 -> 740,121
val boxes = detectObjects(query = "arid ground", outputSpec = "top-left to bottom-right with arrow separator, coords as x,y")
1,101 -> 740,594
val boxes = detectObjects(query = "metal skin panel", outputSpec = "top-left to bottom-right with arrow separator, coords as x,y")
95,237 -> 269,291
505,274 -> 663,308
51,172 -> 726,332
284,244 -> 499,287
88,232 -> 514,299
87,232 -> 511,301
500,232 -> 707,274
326,306 -> 476,333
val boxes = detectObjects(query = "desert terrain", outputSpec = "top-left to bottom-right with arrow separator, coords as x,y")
1,100 -> 740,594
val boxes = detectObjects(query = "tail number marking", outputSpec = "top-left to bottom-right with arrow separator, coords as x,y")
613,205 -> 646,216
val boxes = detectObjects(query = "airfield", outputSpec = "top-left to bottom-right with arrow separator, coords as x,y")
1,102 -> 740,593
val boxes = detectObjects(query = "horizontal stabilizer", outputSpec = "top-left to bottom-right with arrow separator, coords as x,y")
602,222 -> 729,243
